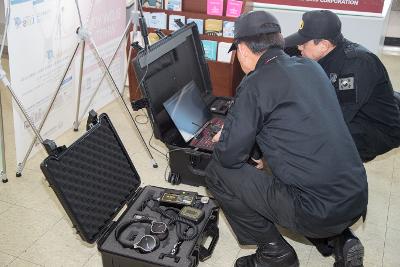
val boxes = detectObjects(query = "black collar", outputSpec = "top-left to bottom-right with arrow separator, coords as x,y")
318,41 -> 344,67
255,47 -> 286,70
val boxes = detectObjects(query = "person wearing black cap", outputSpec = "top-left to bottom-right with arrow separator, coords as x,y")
285,10 -> 400,162
205,10 -> 367,267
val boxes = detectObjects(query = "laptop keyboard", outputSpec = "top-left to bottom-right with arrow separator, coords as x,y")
189,118 -> 224,152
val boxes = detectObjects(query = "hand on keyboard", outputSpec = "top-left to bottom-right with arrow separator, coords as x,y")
212,126 -> 223,143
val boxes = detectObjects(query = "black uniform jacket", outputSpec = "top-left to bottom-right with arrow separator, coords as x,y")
318,39 -> 400,154
213,48 -> 368,230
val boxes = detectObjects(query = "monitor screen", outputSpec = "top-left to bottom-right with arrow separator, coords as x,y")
163,81 -> 212,142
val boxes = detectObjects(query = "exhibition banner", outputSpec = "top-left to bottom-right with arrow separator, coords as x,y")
6,0 -> 126,166
253,0 -> 385,13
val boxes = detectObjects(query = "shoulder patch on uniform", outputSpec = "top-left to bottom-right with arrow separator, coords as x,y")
329,73 -> 338,84
338,77 -> 355,91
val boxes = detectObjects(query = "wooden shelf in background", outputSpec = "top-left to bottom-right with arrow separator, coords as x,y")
128,0 -> 246,100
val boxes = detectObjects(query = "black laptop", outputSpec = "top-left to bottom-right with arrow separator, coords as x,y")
163,81 -> 224,151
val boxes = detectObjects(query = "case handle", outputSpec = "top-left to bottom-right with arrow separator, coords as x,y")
198,223 -> 219,262
188,154 -> 208,177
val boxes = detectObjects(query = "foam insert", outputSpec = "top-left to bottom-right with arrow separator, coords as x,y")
41,114 -> 141,243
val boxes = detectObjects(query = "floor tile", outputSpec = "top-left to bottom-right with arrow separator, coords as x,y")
0,205 -> 60,256
82,252 -> 103,267
0,201 -> 12,215
0,169 -> 50,205
11,176 -> 65,219
19,218 -> 97,267
351,221 -> 386,266
364,156 -> 394,182
209,236 -> 240,267
364,190 -> 390,227
383,227 -> 400,267
0,251 -> 15,267
6,258 -> 42,267
390,180 -> 400,197
387,195 -> 400,231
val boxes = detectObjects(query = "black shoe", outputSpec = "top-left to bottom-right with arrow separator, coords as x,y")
333,229 -> 364,267
235,238 -> 299,267
307,237 -> 335,257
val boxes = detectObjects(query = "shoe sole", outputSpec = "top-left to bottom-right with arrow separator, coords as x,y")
234,259 -> 300,267
343,239 -> 364,267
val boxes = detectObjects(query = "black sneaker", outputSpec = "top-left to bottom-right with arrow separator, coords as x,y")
333,229 -> 364,267
235,238 -> 299,267
307,237 -> 335,257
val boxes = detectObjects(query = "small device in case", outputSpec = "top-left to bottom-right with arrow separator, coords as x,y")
179,206 -> 205,223
159,190 -> 197,207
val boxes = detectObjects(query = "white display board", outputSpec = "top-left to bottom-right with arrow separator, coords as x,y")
6,0 -> 126,165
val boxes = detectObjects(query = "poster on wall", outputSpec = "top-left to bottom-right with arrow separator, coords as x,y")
6,0 -> 126,167
253,0 -> 385,13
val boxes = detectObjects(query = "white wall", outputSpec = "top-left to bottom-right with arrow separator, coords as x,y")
0,1 -> 6,47
0,1 -> 4,24
252,1 -> 393,54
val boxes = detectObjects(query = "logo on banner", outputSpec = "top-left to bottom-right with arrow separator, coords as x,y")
13,16 -> 35,29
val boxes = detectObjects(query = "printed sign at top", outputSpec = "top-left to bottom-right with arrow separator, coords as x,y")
254,0 -> 385,13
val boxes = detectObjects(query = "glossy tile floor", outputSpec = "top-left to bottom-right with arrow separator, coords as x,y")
0,54 -> 400,267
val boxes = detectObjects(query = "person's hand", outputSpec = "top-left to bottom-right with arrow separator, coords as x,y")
212,126 -> 224,143
250,158 -> 264,170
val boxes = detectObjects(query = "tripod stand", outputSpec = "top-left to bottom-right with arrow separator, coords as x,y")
15,0 -> 158,177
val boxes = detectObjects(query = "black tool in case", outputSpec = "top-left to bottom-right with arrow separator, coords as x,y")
40,112 -> 219,267
132,23 -> 232,187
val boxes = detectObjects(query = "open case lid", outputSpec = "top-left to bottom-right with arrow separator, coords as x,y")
133,23 -> 214,142
40,113 -> 141,244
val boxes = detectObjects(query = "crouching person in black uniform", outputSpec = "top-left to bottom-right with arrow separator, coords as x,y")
205,11 -> 368,267
285,10 -> 400,162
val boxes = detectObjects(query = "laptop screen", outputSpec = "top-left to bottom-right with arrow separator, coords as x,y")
163,81 -> 212,142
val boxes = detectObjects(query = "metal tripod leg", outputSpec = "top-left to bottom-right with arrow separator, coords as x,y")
73,40 -> 85,131
0,89 -> 7,183
121,45 -> 133,96
15,42 -> 81,177
77,22 -> 132,125
0,70 -> 46,152
89,38 -> 158,168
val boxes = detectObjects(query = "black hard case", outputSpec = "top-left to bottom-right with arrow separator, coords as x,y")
133,24 -> 228,187
40,113 -> 219,267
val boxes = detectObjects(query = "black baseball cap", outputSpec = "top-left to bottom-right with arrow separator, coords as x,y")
228,11 -> 281,52
285,10 -> 342,47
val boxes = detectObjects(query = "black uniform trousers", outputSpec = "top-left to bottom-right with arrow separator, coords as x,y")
205,159 -> 300,245
350,116 -> 400,162
206,159 -> 362,246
